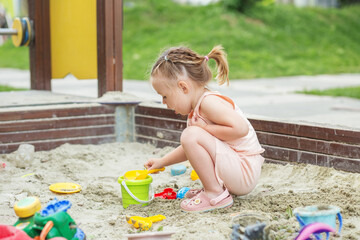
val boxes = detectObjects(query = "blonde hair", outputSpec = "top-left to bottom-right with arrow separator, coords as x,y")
151,45 -> 229,86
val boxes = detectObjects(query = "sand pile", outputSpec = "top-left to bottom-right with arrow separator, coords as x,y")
1,142 -> 359,239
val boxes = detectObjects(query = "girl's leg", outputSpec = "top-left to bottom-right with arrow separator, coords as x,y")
180,126 -> 224,199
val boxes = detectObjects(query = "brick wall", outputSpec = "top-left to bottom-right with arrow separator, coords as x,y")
1,102 -> 358,173
0,103 -> 116,154
134,104 -> 360,173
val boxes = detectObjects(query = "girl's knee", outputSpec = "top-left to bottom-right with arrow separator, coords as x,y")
180,126 -> 203,146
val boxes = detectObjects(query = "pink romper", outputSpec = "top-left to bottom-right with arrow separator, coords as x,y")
187,92 -> 265,196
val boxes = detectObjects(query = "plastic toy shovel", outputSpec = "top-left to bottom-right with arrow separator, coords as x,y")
125,167 -> 165,180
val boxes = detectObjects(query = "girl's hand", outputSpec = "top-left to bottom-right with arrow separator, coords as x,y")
144,158 -> 164,170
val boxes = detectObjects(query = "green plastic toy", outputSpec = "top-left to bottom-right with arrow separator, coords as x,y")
13,197 -> 85,240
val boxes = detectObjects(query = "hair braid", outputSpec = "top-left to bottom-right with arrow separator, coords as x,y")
151,45 -> 229,86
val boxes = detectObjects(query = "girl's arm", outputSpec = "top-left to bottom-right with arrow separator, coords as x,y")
145,145 -> 187,170
161,145 -> 187,166
197,95 -> 249,141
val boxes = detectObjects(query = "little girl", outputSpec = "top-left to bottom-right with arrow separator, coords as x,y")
144,45 -> 265,212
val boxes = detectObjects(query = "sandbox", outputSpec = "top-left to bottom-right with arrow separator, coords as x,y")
1,142 -> 359,239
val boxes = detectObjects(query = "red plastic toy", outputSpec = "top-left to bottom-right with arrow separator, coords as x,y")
154,188 -> 177,199
0,225 -> 67,240
0,225 -> 33,240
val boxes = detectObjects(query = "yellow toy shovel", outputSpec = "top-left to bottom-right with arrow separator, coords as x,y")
126,215 -> 166,231
124,167 -> 165,180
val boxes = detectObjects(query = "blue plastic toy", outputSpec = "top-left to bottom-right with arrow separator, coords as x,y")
171,164 -> 186,176
294,205 -> 342,240
176,187 -> 190,199
40,198 -> 72,217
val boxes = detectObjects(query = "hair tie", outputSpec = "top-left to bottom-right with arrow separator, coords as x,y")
204,56 -> 209,61
164,55 -> 169,61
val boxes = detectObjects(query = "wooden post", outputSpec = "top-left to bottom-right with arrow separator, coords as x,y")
97,0 -> 123,98
28,0 -> 52,91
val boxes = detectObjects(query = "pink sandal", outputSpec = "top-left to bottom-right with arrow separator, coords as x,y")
180,189 -> 233,212
184,188 -> 203,198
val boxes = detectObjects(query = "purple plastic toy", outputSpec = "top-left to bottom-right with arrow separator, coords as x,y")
295,222 -> 336,240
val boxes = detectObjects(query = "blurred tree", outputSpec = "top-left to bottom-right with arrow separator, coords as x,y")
339,0 -> 360,6
222,0 -> 260,12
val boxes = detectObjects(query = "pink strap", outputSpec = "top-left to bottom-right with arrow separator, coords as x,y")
210,189 -> 230,206
193,92 -> 208,113
189,92 -> 210,126
188,92 -> 235,127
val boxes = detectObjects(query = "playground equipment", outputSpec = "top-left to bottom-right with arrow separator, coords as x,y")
13,197 -> 85,240
0,0 -> 123,96
0,17 -> 34,47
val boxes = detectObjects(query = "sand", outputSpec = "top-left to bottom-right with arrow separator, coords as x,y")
1,142 -> 359,239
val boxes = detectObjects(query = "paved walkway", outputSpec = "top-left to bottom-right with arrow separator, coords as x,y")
1,68 -> 359,130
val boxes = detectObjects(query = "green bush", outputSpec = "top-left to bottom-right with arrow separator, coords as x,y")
338,0 -> 360,7
222,0 -> 260,12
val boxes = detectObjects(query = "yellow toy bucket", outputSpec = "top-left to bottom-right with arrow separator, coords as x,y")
118,175 -> 153,209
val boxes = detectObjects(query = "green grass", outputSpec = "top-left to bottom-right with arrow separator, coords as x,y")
0,39 -> 29,69
299,86 -> 360,99
1,0 -> 359,81
122,1 -> 360,80
0,84 -> 28,92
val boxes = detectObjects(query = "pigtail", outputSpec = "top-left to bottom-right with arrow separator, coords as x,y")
150,45 -> 229,86
207,45 -> 229,86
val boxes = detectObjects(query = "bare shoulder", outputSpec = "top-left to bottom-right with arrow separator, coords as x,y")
201,94 -> 233,110
199,94 -> 234,117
